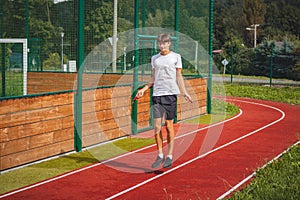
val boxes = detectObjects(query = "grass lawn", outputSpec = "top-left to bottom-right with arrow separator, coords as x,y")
223,84 -> 300,105
0,71 -> 23,97
228,144 -> 300,200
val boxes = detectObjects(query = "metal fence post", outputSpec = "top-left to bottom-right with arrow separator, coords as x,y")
74,0 -> 84,152
269,43 -> 274,86
207,0 -> 214,114
230,46 -> 234,83
131,0 -> 139,135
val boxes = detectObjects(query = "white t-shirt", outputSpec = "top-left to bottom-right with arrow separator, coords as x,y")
151,51 -> 182,96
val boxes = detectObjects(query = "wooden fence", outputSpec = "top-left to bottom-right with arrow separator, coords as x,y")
0,72 -> 207,171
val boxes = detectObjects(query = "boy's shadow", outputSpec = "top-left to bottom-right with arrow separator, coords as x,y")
145,170 -> 164,175
105,160 -> 164,174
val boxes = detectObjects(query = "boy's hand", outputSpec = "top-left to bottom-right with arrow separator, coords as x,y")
134,90 -> 144,100
184,94 -> 193,103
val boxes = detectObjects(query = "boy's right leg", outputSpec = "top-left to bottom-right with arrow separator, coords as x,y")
154,118 -> 163,154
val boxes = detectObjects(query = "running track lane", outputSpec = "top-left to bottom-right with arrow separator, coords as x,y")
1,97 -> 299,200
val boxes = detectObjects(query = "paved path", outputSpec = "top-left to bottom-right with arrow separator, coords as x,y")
213,76 -> 300,86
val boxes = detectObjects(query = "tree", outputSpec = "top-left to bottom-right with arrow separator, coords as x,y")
2,0 -> 27,38
290,60 -> 300,80
242,0 -> 266,47
85,1 -> 113,52
146,9 -> 171,27
42,52 -> 61,70
263,0 -> 300,38
252,38 -> 299,78
214,0 -> 244,49
189,16 -> 209,48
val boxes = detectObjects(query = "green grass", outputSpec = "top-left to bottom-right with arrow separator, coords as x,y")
215,73 -> 300,82
219,83 -> 300,105
186,99 -> 240,124
228,144 -> 300,200
0,71 -> 23,97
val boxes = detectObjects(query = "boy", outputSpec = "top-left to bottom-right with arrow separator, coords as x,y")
135,33 -> 192,168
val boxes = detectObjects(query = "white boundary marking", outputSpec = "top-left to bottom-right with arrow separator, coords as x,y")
105,99 -> 286,199
0,99 -> 287,199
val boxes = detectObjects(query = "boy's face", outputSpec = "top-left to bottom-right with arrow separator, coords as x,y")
158,40 -> 171,54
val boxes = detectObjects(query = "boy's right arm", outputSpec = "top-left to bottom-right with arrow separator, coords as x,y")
134,69 -> 155,99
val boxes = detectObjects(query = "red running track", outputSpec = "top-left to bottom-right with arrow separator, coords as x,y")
1,97 -> 299,200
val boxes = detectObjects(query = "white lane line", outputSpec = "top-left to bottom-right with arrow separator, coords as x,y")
105,99 -> 286,200
216,140 -> 300,200
0,104 -> 243,199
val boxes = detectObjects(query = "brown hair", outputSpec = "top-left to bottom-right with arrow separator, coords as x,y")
157,33 -> 171,43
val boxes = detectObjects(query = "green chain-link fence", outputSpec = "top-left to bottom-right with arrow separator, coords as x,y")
0,0 -> 211,98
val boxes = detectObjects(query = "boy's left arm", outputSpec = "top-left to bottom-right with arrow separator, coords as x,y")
176,68 -> 193,103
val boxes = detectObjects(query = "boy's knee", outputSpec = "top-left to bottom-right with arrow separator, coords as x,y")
165,120 -> 174,131
154,124 -> 162,134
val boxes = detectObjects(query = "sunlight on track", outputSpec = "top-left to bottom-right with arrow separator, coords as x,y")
105,99 -> 286,200
0,99 -> 286,199
75,27 -> 227,173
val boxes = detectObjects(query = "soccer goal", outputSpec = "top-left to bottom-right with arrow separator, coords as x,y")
0,38 -> 28,96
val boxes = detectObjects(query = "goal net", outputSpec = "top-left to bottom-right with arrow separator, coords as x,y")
0,38 -> 28,97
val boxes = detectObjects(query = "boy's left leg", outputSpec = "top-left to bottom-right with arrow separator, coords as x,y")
165,119 -> 175,156
151,118 -> 165,168
163,119 -> 175,168
161,95 -> 177,168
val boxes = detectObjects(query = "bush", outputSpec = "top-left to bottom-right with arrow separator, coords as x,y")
289,60 -> 300,81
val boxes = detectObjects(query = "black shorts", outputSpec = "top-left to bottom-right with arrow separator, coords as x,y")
152,95 -> 177,120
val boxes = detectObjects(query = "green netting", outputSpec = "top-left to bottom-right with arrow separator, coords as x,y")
0,0 -> 213,160
0,42 -> 24,97
0,0 -> 210,98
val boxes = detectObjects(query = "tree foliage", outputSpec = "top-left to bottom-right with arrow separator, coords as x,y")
1,0 -> 299,79
242,0 -> 266,47
214,0 -> 300,80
